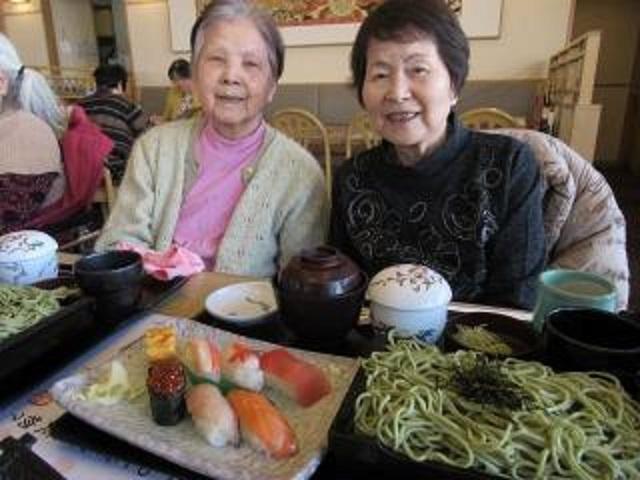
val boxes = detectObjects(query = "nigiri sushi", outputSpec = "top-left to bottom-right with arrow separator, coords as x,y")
227,389 -> 297,459
144,326 -> 177,362
147,358 -> 186,426
222,342 -> 264,391
183,338 -> 221,383
260,348 -> 331,407
186,384 -> 238,447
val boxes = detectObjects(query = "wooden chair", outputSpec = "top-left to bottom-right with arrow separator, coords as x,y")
91,167 -> 117,219
459,108 -> 520,129
346,111 -> 381,158
58,168 -> 116,251
270,108 -> 332,199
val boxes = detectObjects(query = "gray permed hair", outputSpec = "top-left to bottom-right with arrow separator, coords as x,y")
190,0 -> 284,81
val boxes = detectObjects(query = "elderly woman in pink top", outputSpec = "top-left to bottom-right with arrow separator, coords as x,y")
97,0 -> 327,276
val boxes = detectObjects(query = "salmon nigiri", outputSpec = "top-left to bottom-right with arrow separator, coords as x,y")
260,348 -> 332,407
226,389 -> 297,459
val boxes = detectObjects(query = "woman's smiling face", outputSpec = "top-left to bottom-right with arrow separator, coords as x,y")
362,35 -> 457,163
194,18 -> 276,140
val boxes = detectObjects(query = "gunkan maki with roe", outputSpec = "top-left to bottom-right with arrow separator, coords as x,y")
147,358 -> 186,426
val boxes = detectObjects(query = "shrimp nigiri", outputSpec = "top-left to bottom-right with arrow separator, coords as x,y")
226,389 -> 297,459
222,342 -> 264,391
186,384 -> 238,447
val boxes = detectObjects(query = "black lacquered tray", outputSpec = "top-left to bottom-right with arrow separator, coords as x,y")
0,277 -> 94,384
49,414 -> 210,480
0,275 -> 187,399
0,434 -> 65,480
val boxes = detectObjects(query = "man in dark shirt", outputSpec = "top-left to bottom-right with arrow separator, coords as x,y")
78,64 -> 147,184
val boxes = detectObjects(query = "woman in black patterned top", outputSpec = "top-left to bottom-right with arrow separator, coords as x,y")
330,0 -> 545,309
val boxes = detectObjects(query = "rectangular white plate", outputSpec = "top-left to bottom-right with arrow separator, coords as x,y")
51,316 -> 360,480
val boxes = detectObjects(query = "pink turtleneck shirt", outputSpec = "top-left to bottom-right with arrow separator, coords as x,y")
172,121 -> 266,268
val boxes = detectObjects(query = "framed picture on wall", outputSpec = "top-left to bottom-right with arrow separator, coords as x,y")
170,0 -> 502,51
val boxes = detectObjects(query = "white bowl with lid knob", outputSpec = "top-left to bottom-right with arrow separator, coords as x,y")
0,230 -> 58,285
367,264 -> 452,343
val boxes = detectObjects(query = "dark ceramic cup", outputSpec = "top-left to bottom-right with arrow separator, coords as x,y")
75,250 -> 144,321
543,307 -> 640,393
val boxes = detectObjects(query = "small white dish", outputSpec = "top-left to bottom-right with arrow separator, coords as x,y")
205,281 -> 277,325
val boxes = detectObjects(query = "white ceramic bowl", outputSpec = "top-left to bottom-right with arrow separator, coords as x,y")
0,230 -> 58,285
205,281 -> 277,326
367,264 -> 452,343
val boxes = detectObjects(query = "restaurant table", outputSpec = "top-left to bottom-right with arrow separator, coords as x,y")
0,272 -> 530,479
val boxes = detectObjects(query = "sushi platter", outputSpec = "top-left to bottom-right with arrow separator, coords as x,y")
51,316 -> 359,480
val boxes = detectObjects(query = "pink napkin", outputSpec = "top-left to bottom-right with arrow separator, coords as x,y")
116,242 -> 205,281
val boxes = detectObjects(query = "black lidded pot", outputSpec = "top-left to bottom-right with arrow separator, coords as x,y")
275,246 -> 367,343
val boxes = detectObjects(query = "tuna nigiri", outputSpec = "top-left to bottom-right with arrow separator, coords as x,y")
222,342 -> 264,391
260,348 -> 332,407
226,389 -> 297,459
183,338 -> 221,383
186,384 -> 238,447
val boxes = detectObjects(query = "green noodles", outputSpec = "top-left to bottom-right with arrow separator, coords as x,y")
0,285 -> 71,340
355,333 -> 640,479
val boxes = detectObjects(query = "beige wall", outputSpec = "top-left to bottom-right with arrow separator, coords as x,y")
470,0 -> 572,80
50,0 -> 98,69
125,1 -> 177,87
125,0 -> 573,87
572,0 -> 640,168
1,1 -> 49,68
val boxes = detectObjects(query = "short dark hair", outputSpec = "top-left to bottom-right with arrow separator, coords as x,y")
190,0 -> 284,80
351,0 -> 469,104
93,64 -> 128,91
167,58 -> 191,81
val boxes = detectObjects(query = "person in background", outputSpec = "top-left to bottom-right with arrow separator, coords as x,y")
0,33 -> 65,233
78,64 -> 147,184
330,0 -> 546,309
0,34 -> 66,139
151,58 -> 201,125
96,0 -> 327,277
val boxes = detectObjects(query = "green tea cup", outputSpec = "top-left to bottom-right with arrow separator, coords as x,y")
532,269 -> 617,333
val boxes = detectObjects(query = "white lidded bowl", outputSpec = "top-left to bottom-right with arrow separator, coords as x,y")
0,230 -> 58,285
367,264 -> 452,343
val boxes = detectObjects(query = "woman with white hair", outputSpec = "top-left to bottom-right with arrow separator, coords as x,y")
0,33 -> 66,137
97,0 -> 327,276
0,33 -> 65,233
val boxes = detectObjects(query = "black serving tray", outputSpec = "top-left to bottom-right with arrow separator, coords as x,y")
0,434 -> 65,480
49,414 -> 211,480
0,277 -> 95,384
328,368 -> 503,480
0,275 -> 187,401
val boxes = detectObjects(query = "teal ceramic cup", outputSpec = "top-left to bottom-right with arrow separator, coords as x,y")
532,269 -> 617,333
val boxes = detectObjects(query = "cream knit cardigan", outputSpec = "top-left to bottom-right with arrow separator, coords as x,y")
96,116 -> 328,277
